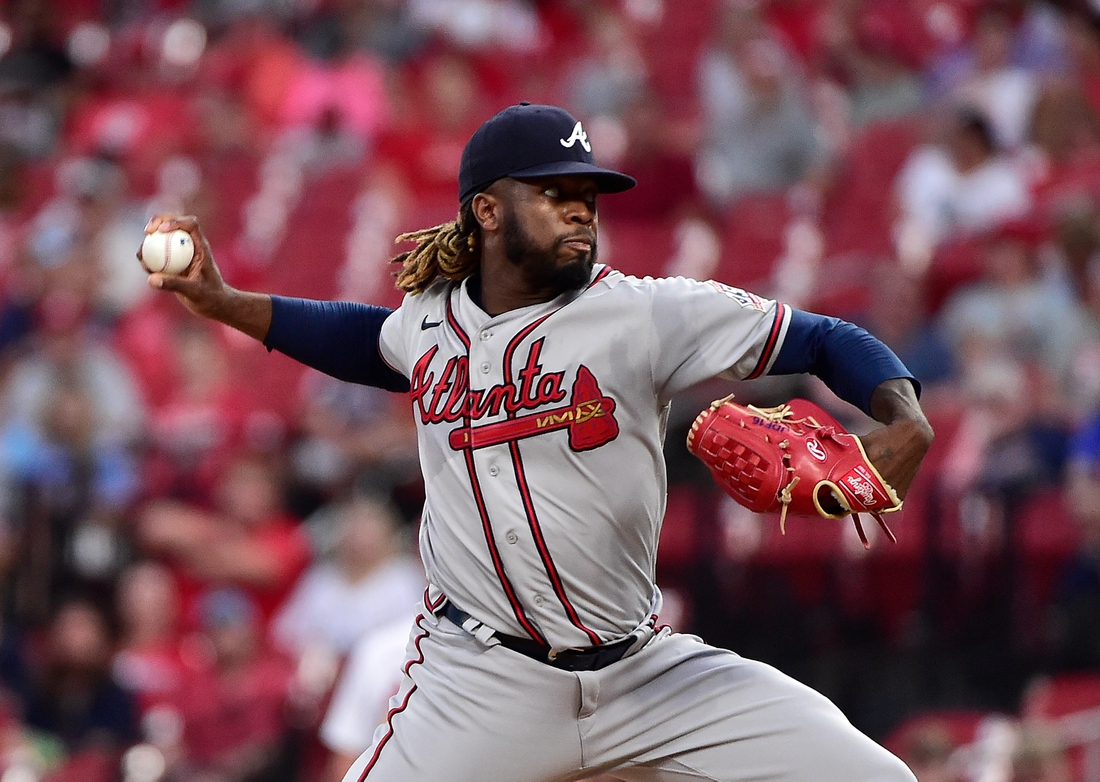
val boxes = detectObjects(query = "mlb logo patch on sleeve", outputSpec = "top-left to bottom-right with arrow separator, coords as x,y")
706,281 -> 767,311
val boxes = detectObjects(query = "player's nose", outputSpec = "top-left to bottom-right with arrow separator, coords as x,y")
564,198 -> 595,225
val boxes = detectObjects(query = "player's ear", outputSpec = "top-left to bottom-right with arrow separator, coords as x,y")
471,192 -> 501,232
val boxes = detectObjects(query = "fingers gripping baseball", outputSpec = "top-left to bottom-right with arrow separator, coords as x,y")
139,214 -> 229,320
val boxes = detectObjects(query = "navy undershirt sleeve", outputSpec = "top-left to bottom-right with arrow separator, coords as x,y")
262,296 -> 410,392
769,309 -> 918,415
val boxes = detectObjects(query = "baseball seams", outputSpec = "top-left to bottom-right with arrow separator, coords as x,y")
157,231 -> 174,273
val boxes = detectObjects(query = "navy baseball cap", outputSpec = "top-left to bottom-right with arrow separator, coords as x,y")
458,103 -> 636,203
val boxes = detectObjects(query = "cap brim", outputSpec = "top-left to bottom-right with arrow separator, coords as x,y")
508,161 -> 637,193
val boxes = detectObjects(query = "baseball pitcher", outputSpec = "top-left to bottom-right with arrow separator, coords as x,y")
141,103 -> 933,782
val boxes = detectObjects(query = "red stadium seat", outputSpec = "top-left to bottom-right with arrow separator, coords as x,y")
636,0 -> 719,116
1014,487 -> 1084,608
882,709 -> 999,759
600,219 -> 677,279
716,192 -> 791,289
1016,673 -> 1100,782
823,118 -> 922,258
1022,673 -> 1100,721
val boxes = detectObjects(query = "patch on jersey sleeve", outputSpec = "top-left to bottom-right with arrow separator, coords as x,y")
706,280 -> 768,311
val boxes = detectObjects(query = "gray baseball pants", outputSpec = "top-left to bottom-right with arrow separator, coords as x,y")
343,598 -> 916,782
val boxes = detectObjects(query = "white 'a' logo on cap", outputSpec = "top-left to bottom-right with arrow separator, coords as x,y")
560,121 -> 591,152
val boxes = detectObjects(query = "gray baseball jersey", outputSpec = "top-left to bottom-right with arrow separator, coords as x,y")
356,265 -> 915,782
378,266 -> 790,650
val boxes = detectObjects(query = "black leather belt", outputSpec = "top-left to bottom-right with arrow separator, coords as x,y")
441,601 -> 635,672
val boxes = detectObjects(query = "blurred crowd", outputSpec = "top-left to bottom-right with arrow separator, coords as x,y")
3,0 -> 1100,780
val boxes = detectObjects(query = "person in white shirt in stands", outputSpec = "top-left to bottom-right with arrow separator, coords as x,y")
320,618 -> 412,782
895,107 -> 1031,249
271,494 -> 424,659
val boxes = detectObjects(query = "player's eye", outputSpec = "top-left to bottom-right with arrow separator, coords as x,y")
543,186 -> 560,199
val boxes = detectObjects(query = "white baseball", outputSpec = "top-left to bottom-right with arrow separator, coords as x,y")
140,229 -> 195,275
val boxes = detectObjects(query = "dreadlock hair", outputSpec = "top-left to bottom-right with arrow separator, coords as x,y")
391,199 -> 480,294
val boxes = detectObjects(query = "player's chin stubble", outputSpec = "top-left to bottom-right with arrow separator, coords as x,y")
502,210 -> 596,295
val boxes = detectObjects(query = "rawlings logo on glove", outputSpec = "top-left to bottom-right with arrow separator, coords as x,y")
685,396 -> 902,549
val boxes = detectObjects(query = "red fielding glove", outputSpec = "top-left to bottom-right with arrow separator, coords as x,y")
686,396 -> 902,549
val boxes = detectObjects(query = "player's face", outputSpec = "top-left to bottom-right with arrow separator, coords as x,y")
500,176 -> 599,294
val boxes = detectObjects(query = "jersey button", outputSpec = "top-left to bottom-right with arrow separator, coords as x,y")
488,465 -> 500,476
533,594 -> 544,606
480,362 -> 491,374
505,531 -> 518,544
480,330 -> 492,341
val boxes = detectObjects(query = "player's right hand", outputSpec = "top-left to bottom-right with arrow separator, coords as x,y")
140,214 -> 230,321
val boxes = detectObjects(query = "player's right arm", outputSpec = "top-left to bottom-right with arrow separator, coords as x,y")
143,214 -> 410,392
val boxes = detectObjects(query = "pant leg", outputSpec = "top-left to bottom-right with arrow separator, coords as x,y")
342,610 -> 585,782
584,632 -> 915,782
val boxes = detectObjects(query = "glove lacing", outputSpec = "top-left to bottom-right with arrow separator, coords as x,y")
737,401 -> 898,550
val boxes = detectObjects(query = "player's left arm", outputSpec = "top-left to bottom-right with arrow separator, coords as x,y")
769,309 -> 934,498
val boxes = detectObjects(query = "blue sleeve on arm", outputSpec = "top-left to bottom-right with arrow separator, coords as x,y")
262,296 -> 410,392
769,309 -> 918,415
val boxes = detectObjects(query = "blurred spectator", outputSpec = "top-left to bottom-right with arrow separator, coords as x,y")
288,370 -> 418,513
407,0 -> 543,54
895,107 -> 1031,249
696,2 -> 829,208
936,218 -> 1084,379
1066,8 -> 1100,117
0,289 -> 143,620
893,719 -> 959,782
1020,79 -> 1100,207
596,91 -> 701,224
271,495 -> 423,659
1043,195 -> 1100,417
375,50 -> 489,211
855,264 -> 955,389
1009,725 -> 1071,782
0,144 -> 25,286
137,450 -> 311,631
20,154 -> 150,318
813,0 -> 926,127
0,0 -> 71,161
560,5 -> 646,122
319,617 -> 412,782
141,321 -> 268,504
337,0 -> 424,65
111,561 -> 188,715
272,27 -> 390,179
942,6 -> 1041,151
172,586 -> 294,782
1054,400 -> 1100,670
938,355 -> 1068,505
25,599 -> 139,755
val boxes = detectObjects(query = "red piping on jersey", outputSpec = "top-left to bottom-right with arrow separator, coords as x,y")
590,266 -> 611,286
446,297 -> 471,349
426,588 -> 446,612
502,318 -> 603,646
746,302 -> 786,380
462,446 -> 548,643
446,295 -> 548,645
358,613 -> 430,780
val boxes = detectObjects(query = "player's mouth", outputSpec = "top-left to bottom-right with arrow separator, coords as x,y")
561,234 -> 594,255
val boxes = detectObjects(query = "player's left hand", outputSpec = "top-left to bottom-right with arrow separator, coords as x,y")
862,379 -> 934,500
